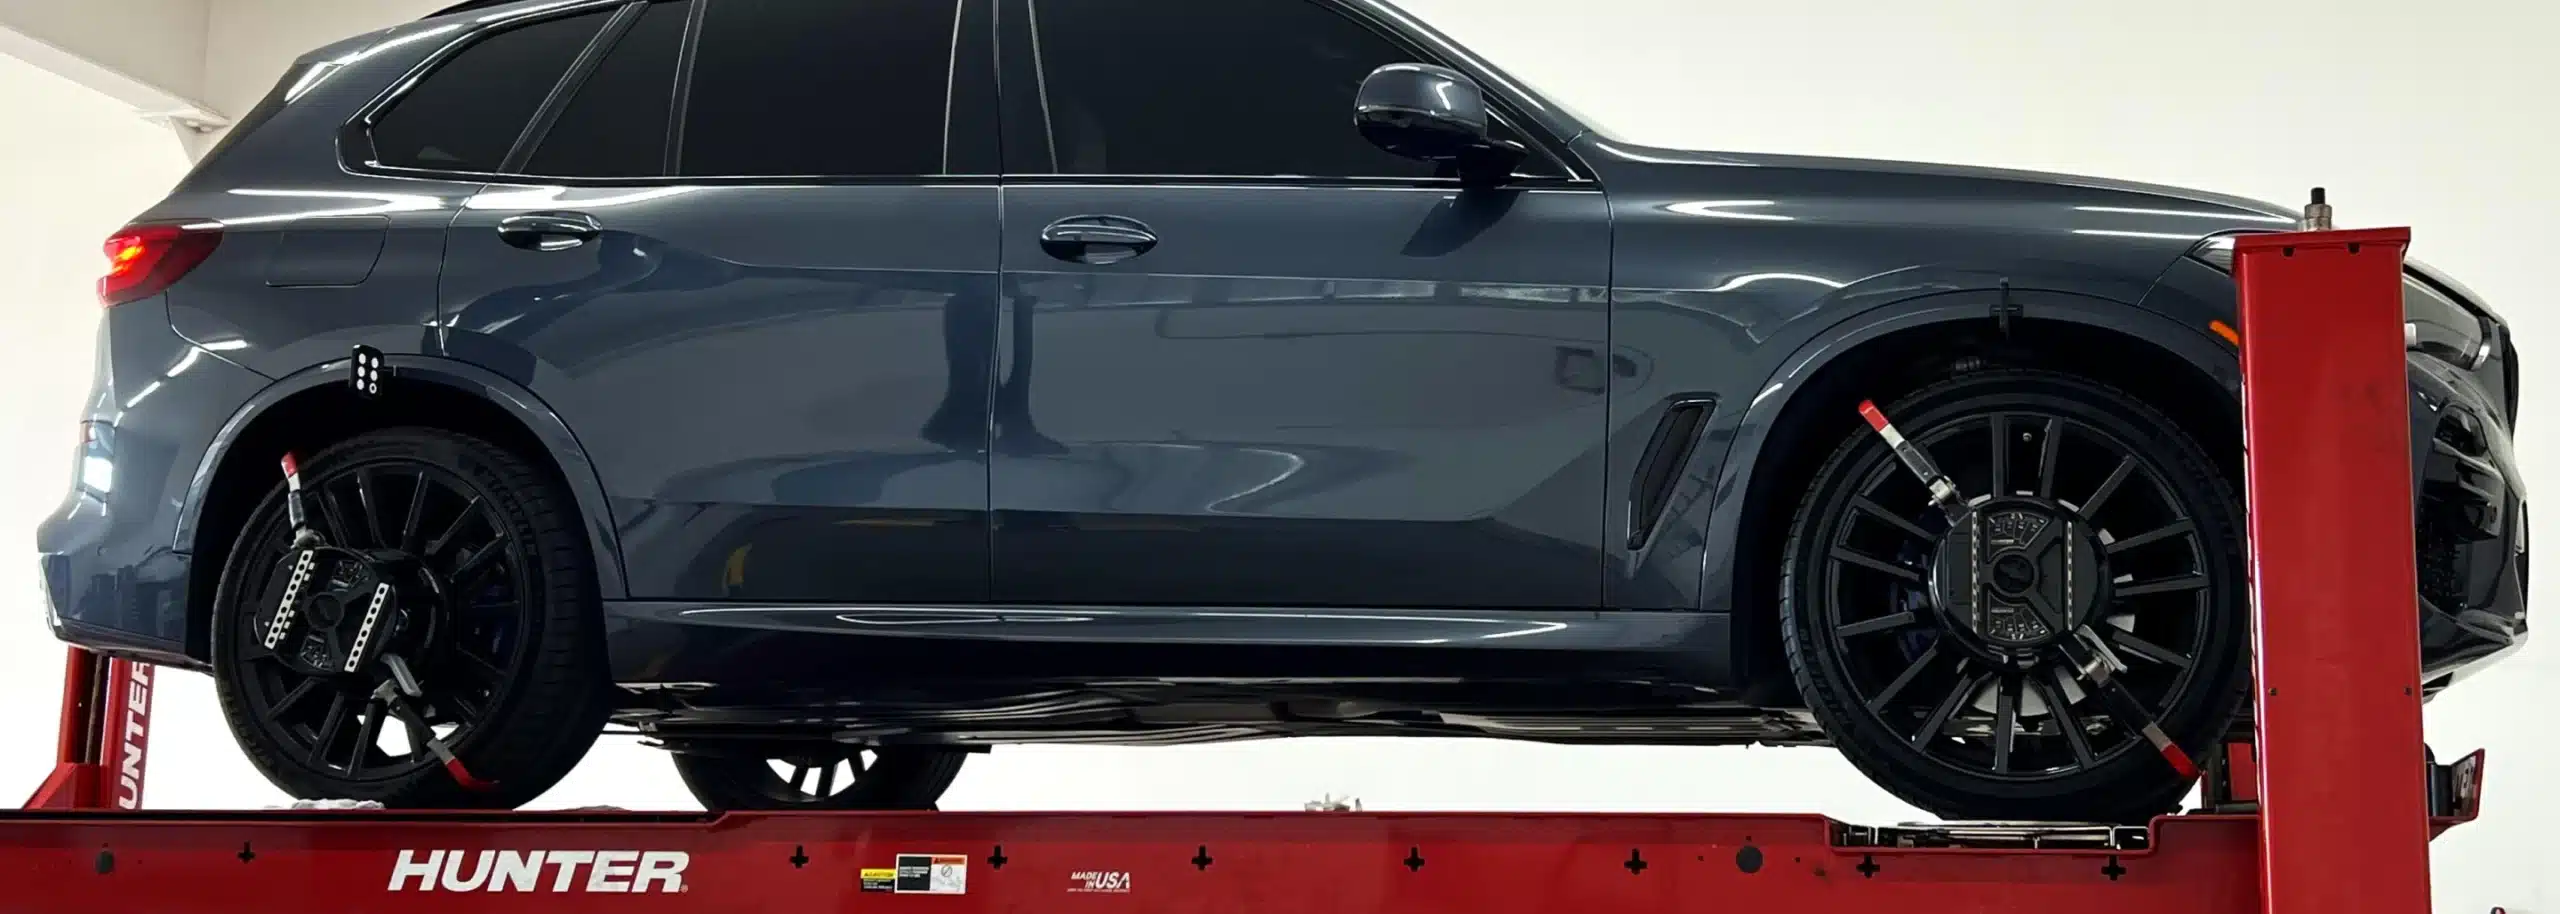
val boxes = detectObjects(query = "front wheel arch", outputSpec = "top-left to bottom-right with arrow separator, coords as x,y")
1715,300 -> 2241,704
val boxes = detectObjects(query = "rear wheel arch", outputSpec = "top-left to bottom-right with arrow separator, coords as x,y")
178,357 -> 625,659
1713,293 -> 2242,703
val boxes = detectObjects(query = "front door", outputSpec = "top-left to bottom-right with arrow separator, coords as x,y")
989,0 -> 1613,609
436,0 -> 1001,603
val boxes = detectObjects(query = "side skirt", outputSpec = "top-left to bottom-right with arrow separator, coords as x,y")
597,602 -> 1798,744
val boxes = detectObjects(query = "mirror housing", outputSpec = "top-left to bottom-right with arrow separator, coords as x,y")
1355,63 -> 1525,184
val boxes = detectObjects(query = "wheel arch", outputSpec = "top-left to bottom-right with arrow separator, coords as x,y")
175,355 -> 627,659
1708,290 -> 2242,704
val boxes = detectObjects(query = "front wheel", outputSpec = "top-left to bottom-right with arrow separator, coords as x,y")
1780,369 -> 2248,823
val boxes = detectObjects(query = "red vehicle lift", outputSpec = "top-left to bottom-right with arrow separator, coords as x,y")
0,205 -> 2490,913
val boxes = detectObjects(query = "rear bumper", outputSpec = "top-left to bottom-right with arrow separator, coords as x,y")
36,297 -> 265,669
2407,352 -> 2528,689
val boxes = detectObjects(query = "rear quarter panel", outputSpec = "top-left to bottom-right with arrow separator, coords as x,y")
138,23 -> 483,379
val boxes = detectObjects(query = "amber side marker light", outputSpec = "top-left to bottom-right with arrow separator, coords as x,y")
2208,320 -> 2241,345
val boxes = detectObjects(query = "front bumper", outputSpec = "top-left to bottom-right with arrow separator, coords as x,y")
2165,243 -> 2529,690
2407,350 -> 2528,689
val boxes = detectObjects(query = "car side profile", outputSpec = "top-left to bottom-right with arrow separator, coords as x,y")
41,0 -> 2526,822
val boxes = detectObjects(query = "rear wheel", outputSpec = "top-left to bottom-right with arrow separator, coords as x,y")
669,743 -> 967,810
210,428 -> 610,809
1780,369 -> 2248,823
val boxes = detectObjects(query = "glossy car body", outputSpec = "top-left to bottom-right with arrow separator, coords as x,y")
43,0 -> 2525,753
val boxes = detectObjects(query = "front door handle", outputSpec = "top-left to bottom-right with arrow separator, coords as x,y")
497,212 -> 602,252
1039,215 -> 1157,265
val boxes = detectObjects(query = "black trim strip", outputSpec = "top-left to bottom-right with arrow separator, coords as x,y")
501,1 -> 645,174
348,167 -> 1004,188
1626,396 -> 1717,551
666,0 -> 708,174
1005,174 -> 1594,191
939,0 -> 966,174
1023,0 -> 1058,172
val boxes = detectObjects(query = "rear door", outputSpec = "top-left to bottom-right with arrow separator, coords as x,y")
988,0 -> 1614,610
435,0 -> 1002,603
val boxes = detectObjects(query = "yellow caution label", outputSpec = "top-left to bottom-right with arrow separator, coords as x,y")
860,868 -> 897,893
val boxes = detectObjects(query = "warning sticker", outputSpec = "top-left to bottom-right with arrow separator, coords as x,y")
860,868 -> 897,893
894,854 -> 968,895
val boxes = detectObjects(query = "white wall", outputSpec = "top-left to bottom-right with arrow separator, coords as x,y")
0,0 -> 210,115
2,0 -> 447,158
3,1 -> 2554,911
0,52 -> 195,797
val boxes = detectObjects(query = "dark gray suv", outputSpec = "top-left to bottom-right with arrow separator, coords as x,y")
41,0 -> 2525,822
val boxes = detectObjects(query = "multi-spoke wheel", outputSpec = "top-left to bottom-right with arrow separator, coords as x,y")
668,742 -> 966,810
1781,369 -> 2247,823
211,428 -> 610,809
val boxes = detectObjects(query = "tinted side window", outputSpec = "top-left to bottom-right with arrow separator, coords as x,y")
371,10 -> 615,173
526,0 -> 692,178
1022,0 -> 1434,178
680,0 -> 962,177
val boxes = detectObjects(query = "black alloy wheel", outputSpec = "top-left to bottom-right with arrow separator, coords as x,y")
1782,370 -> 2248,824
211,428 -> 610,809
669,743 -> 967,810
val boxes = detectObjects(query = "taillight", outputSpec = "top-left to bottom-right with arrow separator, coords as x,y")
98,224 -> 221,307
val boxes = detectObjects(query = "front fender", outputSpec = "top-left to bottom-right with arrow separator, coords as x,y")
1686,287 -> 2240,678
173,354 -> 630,599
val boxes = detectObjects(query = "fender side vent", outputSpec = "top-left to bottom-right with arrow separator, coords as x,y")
1626,396 -> 1716,550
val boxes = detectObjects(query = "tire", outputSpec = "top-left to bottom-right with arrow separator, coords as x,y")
669,744 -> 967,810
1780,369 -> 2248,823
210,427 -> 611,809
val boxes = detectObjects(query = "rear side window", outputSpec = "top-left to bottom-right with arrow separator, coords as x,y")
525,0 -> 693,178
1019,0 -> 1433,178
369,10 -> 615,173
678,0 -> 962,177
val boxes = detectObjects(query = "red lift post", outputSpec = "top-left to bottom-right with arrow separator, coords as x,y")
2235,225 -> 2437,914
0,212 -> 2487,912
22,648 -> 154,812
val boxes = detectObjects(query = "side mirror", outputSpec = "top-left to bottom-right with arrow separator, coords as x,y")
1355,63 -> 1524,183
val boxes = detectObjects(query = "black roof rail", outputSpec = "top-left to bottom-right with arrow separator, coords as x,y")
428,0 -> 521,18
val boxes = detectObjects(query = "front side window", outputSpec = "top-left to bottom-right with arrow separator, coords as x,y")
1020,0 -> 1479,178
369,9 -> 616,173
679,0 -> 964,177
525,0 -> 693,178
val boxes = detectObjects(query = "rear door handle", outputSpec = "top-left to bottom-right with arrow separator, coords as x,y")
497,212 -> 602,252
1039,215 -> 1156,265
